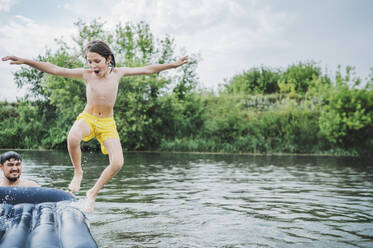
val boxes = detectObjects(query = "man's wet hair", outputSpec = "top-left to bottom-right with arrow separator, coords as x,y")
0,151 -> 22,164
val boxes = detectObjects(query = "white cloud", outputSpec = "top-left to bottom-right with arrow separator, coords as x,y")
58,0 -> 116,20
0,0 -> 18,12
0,15 -> 74,57
1,0 -> 372,101
105,0 -> 291,88
0,15 -> 76,101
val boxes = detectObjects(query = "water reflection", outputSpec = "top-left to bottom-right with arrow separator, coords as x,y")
2,150 -> 373,248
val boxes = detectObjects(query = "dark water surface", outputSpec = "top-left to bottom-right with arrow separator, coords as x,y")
5,150 -> 373,248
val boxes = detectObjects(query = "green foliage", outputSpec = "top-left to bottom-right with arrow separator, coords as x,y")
0,101 -> 49,149
223,61 -> 331,96
224,66 -> 281,95
161,94 -> 322,153
319,67 -> 373,154
13,59 -> 45,101
278,61 -> 330,95
161,64 -> 372,155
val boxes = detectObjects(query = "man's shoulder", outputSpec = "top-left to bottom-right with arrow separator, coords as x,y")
20,179 -> 40,187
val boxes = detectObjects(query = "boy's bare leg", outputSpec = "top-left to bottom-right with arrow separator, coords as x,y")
67,120 -> 91,192
85,138 -> 124,213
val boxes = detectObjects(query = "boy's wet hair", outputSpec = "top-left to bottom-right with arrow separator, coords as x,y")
84,40 -> 116,68
0,151 -> 22,164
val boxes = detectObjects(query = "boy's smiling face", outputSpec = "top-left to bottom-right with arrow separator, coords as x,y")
86,52 -> 111,78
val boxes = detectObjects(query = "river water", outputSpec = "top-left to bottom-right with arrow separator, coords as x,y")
5,150 -> 373,248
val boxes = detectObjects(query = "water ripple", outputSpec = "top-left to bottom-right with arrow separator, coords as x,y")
16,151 -> 373,248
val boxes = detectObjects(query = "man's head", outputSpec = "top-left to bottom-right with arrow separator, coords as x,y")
0,151 -> 23,182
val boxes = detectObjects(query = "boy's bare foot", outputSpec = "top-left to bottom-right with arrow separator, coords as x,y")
68,174 -> 83,193
84,189 -> 97,214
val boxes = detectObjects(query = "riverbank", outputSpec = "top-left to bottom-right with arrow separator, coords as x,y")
0,148 -> 362,158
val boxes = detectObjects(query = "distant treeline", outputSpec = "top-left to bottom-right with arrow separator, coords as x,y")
1,20 -> 372,156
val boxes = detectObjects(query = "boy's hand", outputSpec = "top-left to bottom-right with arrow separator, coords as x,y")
2,56 -> 24,65
173,56 -> 188,68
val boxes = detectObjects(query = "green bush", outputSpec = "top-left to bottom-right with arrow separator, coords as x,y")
319,67 -> 373,154
223,66 -> 281,95
278,61 -> 331,95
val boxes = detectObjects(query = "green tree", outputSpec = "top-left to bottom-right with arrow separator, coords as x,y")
319,67 -> 373,154
9,19 -> 200,151
278,61 -> 331,95
223,66 -> 281,95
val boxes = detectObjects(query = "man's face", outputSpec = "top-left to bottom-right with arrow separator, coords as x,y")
1,158 -> 22,182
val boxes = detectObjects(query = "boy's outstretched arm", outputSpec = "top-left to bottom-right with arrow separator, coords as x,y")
2,56 -> 84,79
121,56 -> 188,76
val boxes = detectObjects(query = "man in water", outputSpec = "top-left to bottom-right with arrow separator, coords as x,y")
0,151 -> 39,187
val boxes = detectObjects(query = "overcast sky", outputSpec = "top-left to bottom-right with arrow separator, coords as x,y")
1,0 -> 372,101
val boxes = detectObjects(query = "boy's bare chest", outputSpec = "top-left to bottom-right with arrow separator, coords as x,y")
86,80 -> 119,98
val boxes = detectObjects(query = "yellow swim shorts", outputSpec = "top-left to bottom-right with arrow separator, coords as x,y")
76,112 -> 120,154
